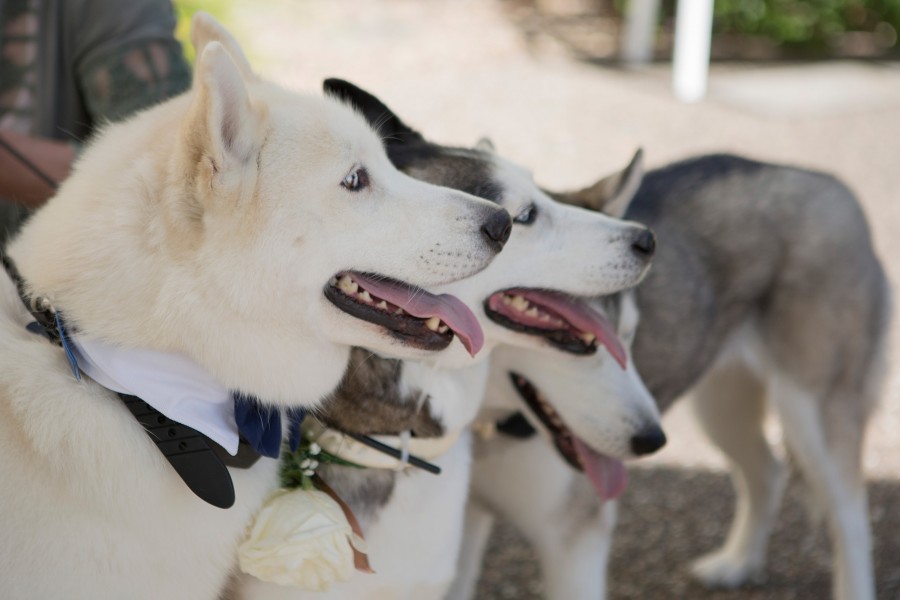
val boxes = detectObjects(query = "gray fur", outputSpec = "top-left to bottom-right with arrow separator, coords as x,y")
318,348 -> 443,437
310,347 -> 445,516
619,155 -> 890,419
316,464 -> 398,524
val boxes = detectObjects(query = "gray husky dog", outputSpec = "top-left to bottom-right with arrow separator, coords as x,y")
458,153 -> 890,600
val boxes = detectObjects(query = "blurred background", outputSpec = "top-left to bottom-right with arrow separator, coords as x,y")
173,1 -> 898,598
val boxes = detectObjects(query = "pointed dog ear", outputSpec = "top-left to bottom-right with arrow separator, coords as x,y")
180,41 -> 265,211
323,78 -> 425,147
191,11 -> 256,81
550,149 -> 645,219
474,137 -> 495,152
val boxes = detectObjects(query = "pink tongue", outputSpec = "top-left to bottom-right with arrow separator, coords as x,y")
504,289 -> 627,369
350,273 -> 484,357
572,437 -> 628,502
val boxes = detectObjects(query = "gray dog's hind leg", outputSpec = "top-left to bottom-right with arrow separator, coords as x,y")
768,370 -> 876,600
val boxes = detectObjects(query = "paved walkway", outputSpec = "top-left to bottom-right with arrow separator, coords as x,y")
228,1 -> 900,596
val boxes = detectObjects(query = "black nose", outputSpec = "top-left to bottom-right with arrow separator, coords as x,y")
481,209 -> 512,252
631,228 -> 656,260
630,425 -> 666,456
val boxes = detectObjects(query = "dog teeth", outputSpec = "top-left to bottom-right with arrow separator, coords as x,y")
525,307 -> 539,318
538,314 -> 551,322
338,274 -> 355,294
359,290 -> 372,303
425,316 -> 441,332
502,296 -> 513,306
395,307 -> 405,315
511,295 -> 528,312
437,324 -> 449,334
376,301 -> 388,310
580,332 -> 597,345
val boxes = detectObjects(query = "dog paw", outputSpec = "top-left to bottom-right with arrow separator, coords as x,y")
690,551 -> 766,589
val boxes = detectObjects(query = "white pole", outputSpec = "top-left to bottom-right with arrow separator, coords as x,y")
672,0 -> 715,102
622,0 -> 661,65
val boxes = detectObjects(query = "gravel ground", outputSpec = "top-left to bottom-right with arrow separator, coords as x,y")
477,468 -> 900,600
226,1 -> 900,597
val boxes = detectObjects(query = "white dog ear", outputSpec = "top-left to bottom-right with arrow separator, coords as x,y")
474,137 -> 495,152
182,42 -> 263,194
551,149 -> 644,218
191,12 -> 256,81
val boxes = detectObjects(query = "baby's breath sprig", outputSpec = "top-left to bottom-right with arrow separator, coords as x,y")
281,438 -> 364,490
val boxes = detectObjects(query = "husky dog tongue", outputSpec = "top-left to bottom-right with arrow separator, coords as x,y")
351,273 -> 484,356
509,373 -> 628,502
573,438 -> 628,501
486,289 -> 626,365
326,271 -> 485,356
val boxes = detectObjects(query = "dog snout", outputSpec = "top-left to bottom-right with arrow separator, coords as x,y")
481,209 -> 512,253
630,227 -> 656,261
630,425 -> 666,456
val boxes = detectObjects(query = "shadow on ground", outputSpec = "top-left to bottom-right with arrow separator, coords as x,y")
475,466 -> 900,599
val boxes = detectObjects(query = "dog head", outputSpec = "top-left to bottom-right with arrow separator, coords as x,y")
486,290 -> 662,502
324,79 -> 654,368
485,157 -> 666,502
7,16 -> 511,406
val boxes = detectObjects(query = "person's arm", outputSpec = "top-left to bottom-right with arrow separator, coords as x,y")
0,129 -> 74,208
74,0 -> 191,124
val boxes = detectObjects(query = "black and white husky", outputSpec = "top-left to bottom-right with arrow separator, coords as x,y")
239,81 -> 662,599
453,153 -> 890,600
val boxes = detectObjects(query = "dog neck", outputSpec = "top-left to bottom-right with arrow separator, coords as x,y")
312,348 -> 489,519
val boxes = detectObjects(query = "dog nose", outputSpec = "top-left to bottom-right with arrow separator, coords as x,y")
481,209 -> 512,252
631,228 -> 656,260
630,425 -> 666,456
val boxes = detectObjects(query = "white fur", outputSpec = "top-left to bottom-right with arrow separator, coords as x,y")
449,291 -> 652,600
0,14 -> 507,599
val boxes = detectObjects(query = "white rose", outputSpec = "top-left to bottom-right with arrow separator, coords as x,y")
239,487 -> 360,590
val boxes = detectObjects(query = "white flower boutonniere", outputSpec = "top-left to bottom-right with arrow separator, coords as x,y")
239,436 -> 371,591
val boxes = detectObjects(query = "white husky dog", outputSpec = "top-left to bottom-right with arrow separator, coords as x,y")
239,81 -> 661,600
451,292 -> 651,600
0,14 -> 512,600
448,152 -> 655,600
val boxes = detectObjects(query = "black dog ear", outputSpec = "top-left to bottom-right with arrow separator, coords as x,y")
324,78 -> 426,147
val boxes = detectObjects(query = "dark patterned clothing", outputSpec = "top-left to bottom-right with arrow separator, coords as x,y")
0,0 -> 191,241
0,0 -> 190,140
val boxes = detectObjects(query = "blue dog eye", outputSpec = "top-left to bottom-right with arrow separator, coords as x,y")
514,204 -> 537,225
341,167 -> 369,192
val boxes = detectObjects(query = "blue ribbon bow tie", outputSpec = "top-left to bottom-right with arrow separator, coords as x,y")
233,393 -> 306,459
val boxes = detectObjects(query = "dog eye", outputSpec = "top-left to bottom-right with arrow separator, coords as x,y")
341,167 -> 369,192
513,204 -> 537,225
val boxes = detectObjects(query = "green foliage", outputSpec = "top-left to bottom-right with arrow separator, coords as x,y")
711,0 -> 899,48
172,0 -> 233,64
